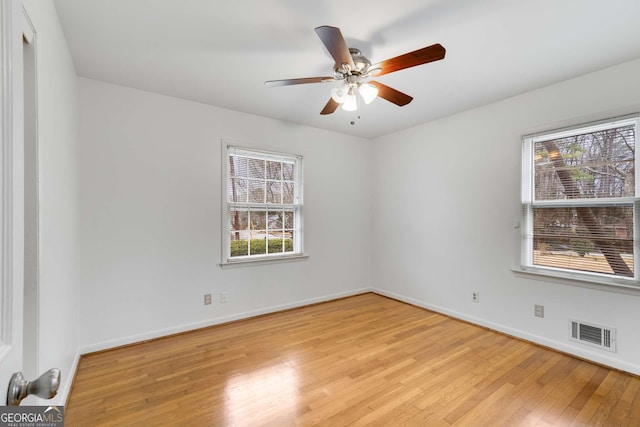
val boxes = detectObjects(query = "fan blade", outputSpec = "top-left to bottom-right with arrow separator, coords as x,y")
265,77 -> 336,87
370,43 -> 445,77
314,26 -> 355,71
320,98 -> 340,115
369,81 -> 413,106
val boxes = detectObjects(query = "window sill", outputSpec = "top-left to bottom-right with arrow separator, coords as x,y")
220,253 -> 309,269
512,266 -> 640,295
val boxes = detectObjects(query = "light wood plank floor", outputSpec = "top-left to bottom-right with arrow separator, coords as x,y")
65,293 -> 640,426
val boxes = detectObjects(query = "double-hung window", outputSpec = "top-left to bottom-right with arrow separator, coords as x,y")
521,115 -> 639,287
222,145 -> 303,264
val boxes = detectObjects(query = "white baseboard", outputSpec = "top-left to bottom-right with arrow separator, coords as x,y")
56,351 -> 81,407
79,288 -> 373,355
372,288 -> 640,376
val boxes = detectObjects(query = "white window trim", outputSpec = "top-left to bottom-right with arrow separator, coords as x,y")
220,141 -> 307,267
511,267 -> 640,296
220,253 -> 309,269
519,114 -> 640,289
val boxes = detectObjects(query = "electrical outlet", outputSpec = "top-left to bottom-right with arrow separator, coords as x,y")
220,292 -> 228,304
535,304 -> 544,318
204,293 -> 212,305
472,291 -> 479,303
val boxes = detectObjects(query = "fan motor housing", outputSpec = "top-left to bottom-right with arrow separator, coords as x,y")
349,48 -> 371,72
334,48 -> 371,78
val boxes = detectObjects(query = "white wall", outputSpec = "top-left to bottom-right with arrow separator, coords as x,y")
372,58 -> 640,374
21,0 -> 80,405
77,78 -> 372,351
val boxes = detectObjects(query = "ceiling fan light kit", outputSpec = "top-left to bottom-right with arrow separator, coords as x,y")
330,86 -> 347,103
330,82 -> 378,111
265,25 -> 446,116
342,89 -> 358,112
359,83 -> 378,104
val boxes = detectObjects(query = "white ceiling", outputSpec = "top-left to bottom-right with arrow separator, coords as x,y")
54,0 -> 640,139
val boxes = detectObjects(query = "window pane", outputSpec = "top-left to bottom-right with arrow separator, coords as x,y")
532,205 -> 634,276
284,231 -> 294,253
229,155 -> 247,178
534,125 -> 635,200
248,180 -> 265,203
228,178 -> 247,203
248,158 -> 265,179
250,210 -> 267,231
283,162 -> 294,181
230,234 -> 249,257
229,209 -> 248,231
267,161 -> 282,180
250,238 -> 267,255
267,231 -> 284,253
268,209 -> 283,230
283,182 -> 294,204
267,181 -> 282,204
284,211 -> 294,229
269,242 -> 284,253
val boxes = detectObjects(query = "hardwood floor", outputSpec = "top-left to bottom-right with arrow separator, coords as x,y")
65,293 -> 640,426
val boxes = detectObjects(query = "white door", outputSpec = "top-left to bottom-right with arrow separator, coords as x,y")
0,0 -> 26,405
22,1 -> 38,387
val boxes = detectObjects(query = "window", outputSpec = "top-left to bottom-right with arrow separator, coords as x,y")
222,145 -> 303,264
521,115 -> 639,286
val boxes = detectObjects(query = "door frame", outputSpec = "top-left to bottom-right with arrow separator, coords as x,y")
0,0 -> 26,405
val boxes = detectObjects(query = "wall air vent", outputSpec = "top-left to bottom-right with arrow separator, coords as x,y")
569,319 -> 616,352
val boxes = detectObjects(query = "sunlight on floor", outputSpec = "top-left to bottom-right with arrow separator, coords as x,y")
224,359 -> 300,424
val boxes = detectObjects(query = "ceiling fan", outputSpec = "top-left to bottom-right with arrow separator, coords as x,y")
265,25 -> 446,115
